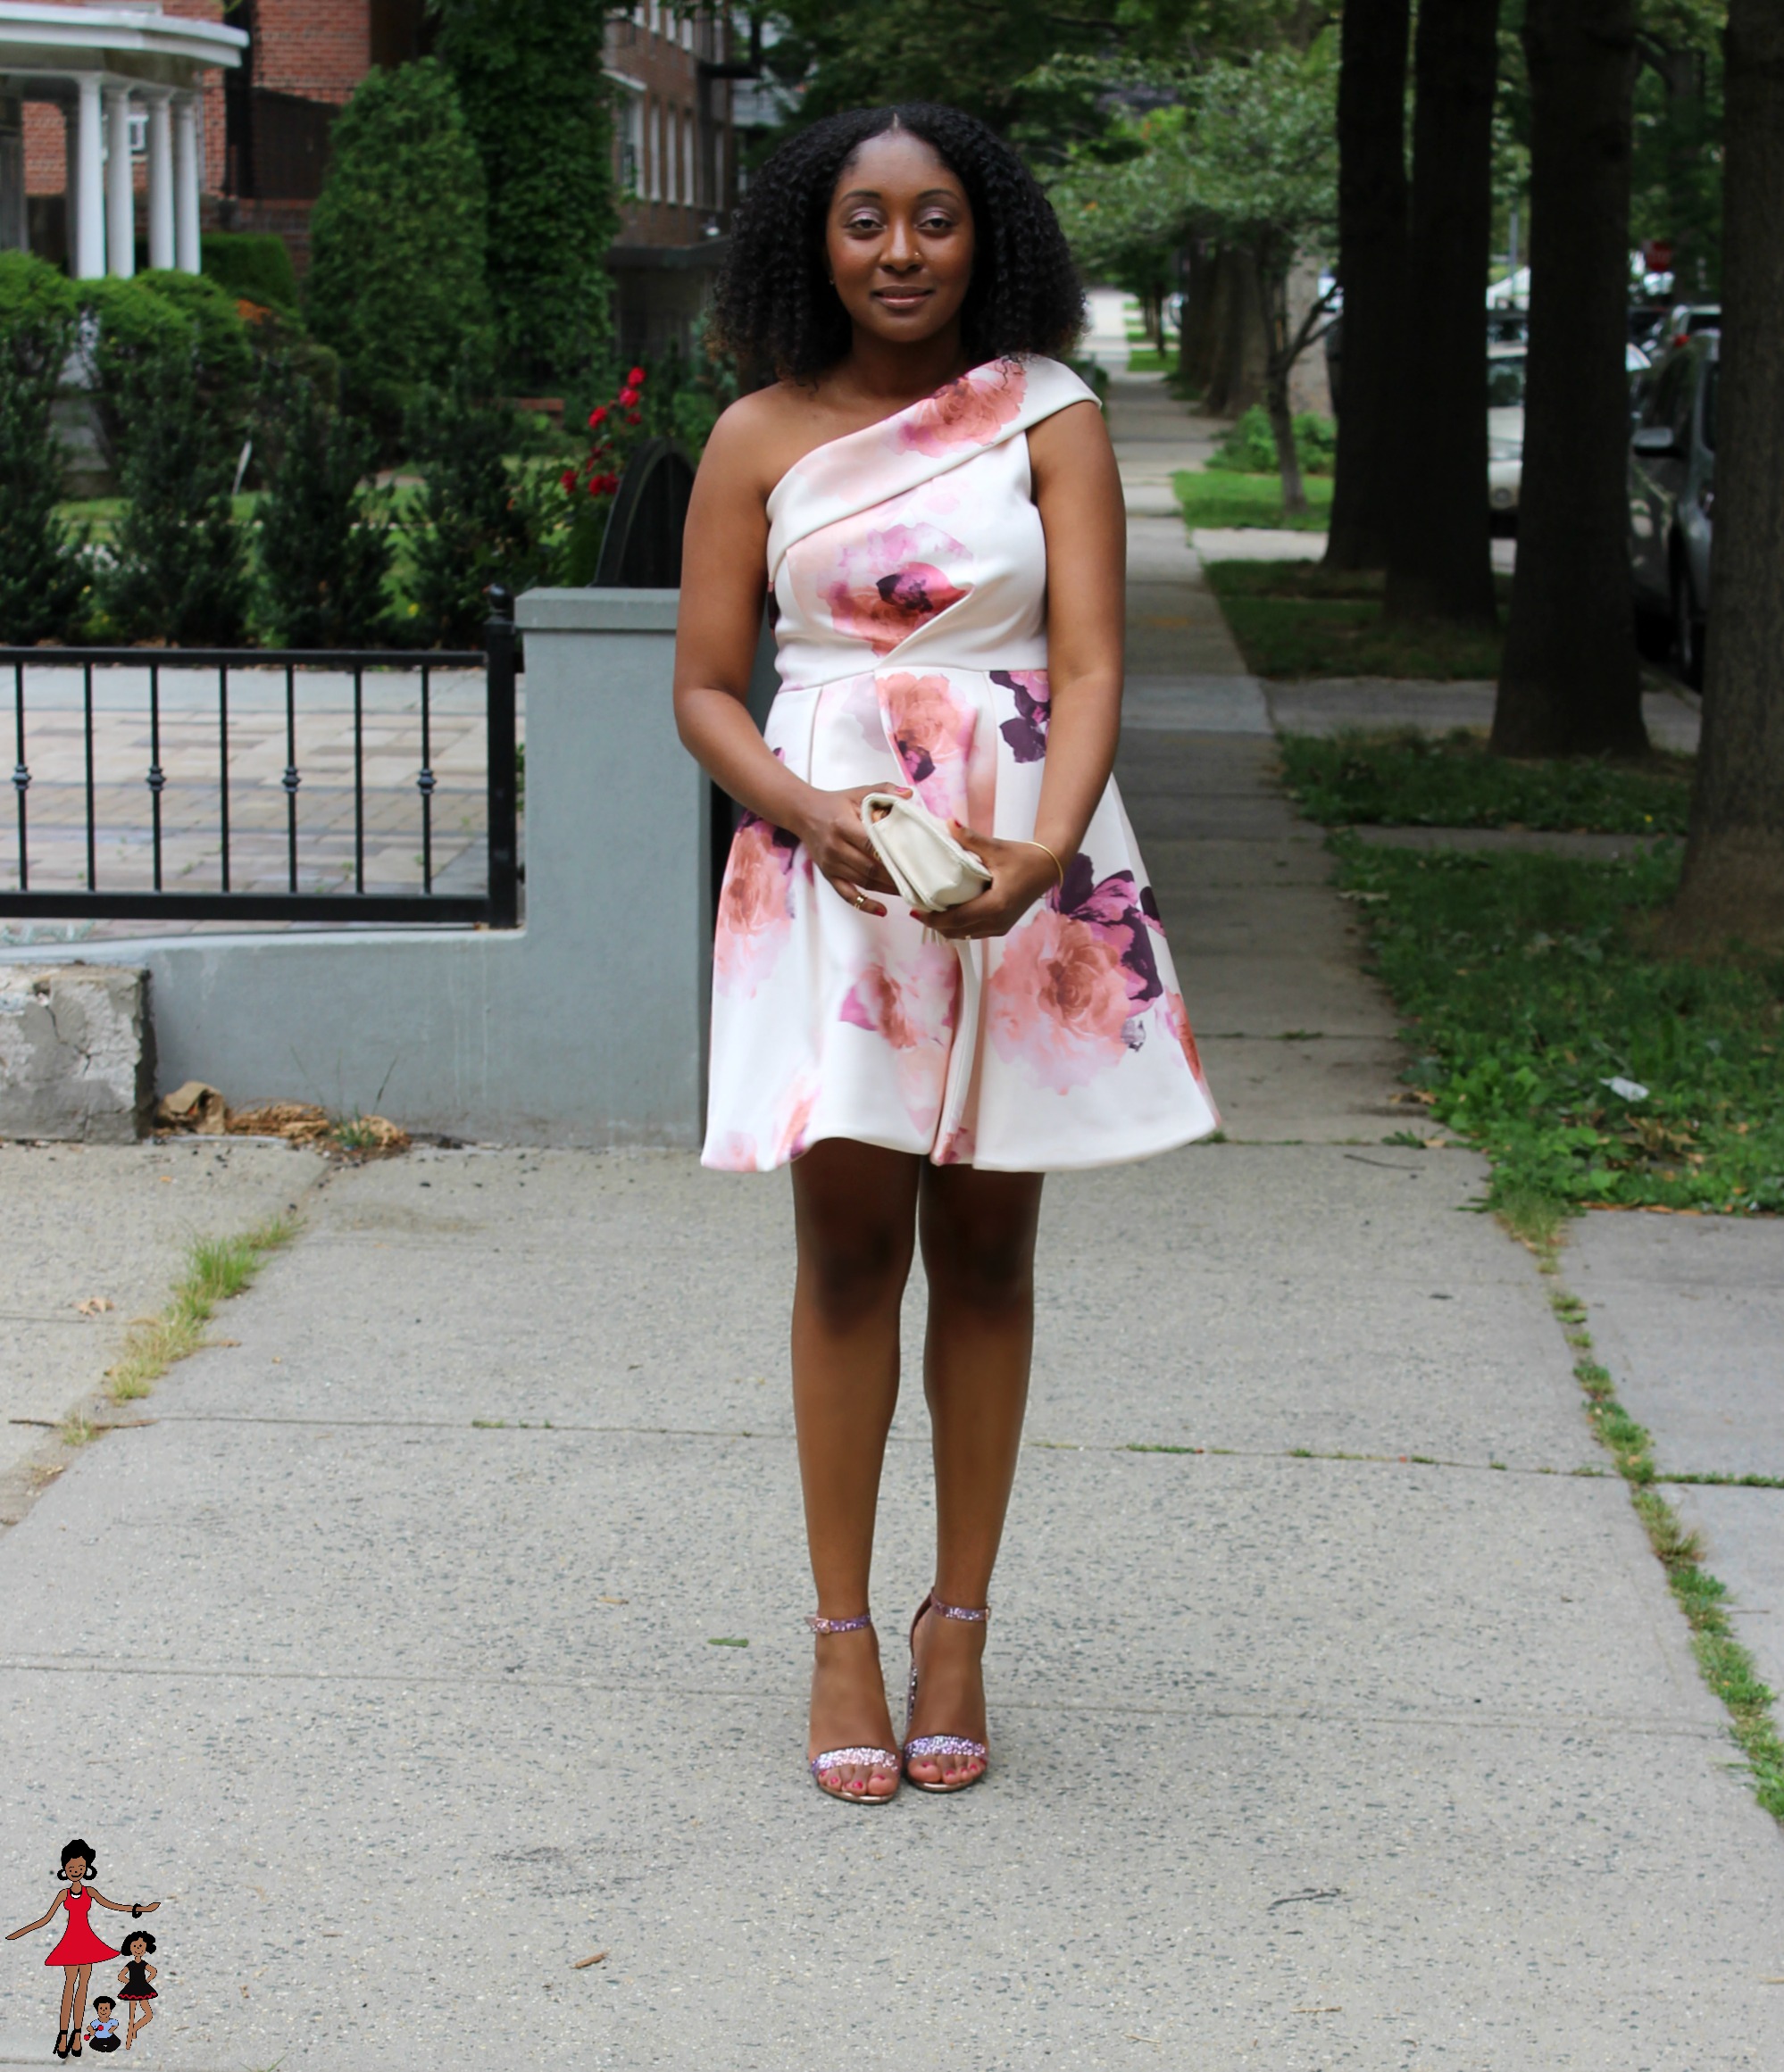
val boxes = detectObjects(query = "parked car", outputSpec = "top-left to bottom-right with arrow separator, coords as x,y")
1628,332 -> 1717,687
1486,339 -> 1653,522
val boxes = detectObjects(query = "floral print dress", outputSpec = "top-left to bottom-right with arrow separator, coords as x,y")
703,354 -> 1219,1173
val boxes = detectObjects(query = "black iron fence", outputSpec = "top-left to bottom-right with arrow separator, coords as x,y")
3,605 -> 519,928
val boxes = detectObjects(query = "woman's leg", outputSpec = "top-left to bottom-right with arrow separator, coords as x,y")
69,1967 -> 89,2043
906,1162 -> 1045,1785
790,1138 -> 921,1796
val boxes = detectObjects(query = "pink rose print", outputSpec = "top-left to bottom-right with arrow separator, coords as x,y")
934,1120 -> 976,1167
877,671 -> 977,820
988,855 -> 1171,1090
707,1130 -> 759,1172
989,906 -> 1136,1091
993,669 -> 1050,764
896,361 -> 1027,457
822,523 -> 972,656
714,811 -> 799,996
773,1071 -> 821,1164
1163,988 -> 1213,1098
839,945 -> 960,1134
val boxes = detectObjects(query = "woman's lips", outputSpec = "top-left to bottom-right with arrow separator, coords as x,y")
873,288 -> 932,308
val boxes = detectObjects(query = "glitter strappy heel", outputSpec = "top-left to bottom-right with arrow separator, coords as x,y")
903,1593 -> 990,1793
805,1611 -> 902,1805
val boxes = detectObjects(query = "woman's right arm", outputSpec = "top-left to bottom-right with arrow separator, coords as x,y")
673,402 -> 896,912
6,1893 -> 62,1937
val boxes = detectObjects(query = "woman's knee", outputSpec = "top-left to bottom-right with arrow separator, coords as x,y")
797,1216 -> 914,1319
922,1217 -> 1037,1311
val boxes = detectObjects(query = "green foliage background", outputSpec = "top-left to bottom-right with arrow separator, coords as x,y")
0,253 -> 89,644
304,58 -> 494,424
435,0 -> 618,393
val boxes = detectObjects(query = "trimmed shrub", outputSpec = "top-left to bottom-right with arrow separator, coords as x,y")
1206,404 -> 1338,478
304,59 -> 493,432
436,0 -> 617,393
403,356 -> 561,647
81,271 -> 253,470
254,359 -> 394,647
0,253 -> 91,643
99,341 -> 252,646
200,230 -> 301,315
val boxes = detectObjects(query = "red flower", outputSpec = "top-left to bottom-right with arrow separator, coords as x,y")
628,365 -> 646,386
559,468 -> 577,492
588,404 -> 608,427
617,387 -> 640,408
625,410 -> 641,426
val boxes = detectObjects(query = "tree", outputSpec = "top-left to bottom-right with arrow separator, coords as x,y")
1491,0 -> 1646,757
0,254 -> 90,645
435,0 -> 619,395
254,362 -> 395,649
1324,0 -> 1410,571
1661,0 -> 1784,949
1631,0 -> 1726,299
1384,0 -> 1502,627
304,59 -> 493,430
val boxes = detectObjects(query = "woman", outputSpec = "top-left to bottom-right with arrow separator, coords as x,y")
6,1840 -> 160,2060
674,104 -> 1217,1804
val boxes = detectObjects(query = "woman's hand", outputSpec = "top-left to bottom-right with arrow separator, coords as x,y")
793,784 -> 909,918
921,824 -> 1061,940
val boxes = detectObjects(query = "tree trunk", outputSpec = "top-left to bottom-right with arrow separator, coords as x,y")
1660,0 -> 1784,951
1177,238 -> 1219,395
1205,246 -> 1268,419
1263,281 -> 1309,518
1384,0 -> 1501,625
1490,0 -> 1645,757
1325,0 -> 1410,571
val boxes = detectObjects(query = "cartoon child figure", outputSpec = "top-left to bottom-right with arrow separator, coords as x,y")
83,1998 -> 122,2055
5,1840 -> 160,2062
114,1930 -> 158,2050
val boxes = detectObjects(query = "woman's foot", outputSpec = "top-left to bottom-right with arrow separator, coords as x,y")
807,1619 -> 900,1802
905,1599 -> 988,1789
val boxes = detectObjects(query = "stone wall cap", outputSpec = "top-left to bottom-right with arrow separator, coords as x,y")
518,588 -> 681,634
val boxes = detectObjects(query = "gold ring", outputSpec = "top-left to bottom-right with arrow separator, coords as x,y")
854,892 -> 869,911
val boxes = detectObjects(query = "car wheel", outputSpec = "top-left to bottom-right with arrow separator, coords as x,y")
1671,556 -> 1705,690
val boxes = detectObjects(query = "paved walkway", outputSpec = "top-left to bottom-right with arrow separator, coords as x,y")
1,361 -> 1780,2071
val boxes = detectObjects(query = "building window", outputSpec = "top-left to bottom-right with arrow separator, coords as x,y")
682,107 -> 695,210
613,83 -> 643,196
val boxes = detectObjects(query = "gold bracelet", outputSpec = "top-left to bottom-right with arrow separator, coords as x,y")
1018,838 -> 1065,890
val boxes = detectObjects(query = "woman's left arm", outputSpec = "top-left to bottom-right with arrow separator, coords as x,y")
926,398 -> 1124,938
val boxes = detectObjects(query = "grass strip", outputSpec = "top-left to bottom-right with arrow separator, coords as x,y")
1173,470 -> 1332,535
1542,1280 -> 1784,1818
1332,837 -> 1784,1217
1202,558 -> 1507,678
105,1216 -> 297,1402
1280,728 -> 1692,836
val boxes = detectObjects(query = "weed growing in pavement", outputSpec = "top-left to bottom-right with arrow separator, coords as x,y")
1336,837 -> 1784,1220
1280,728 -> 1691,836
105,1216 -> 297,1402
1520,1235 -> 1784,1821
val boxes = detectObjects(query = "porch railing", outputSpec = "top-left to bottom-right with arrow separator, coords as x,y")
2,603 -> 519,929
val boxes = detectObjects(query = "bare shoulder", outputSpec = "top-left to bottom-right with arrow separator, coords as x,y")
1027,396 -> 1113,473
700,382 -> 815,505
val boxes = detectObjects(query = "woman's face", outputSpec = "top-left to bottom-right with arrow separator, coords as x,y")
63,1857 -> 88,1885
824,130 -> 974,352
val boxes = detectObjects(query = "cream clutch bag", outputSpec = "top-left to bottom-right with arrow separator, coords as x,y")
860,792 -> 992,912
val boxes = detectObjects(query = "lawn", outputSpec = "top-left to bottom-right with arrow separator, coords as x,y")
1205,559 -> 1508,679
1174,468 -> 1332,533
1280,728 -> 1693,835
1336,836 -> 1784,1220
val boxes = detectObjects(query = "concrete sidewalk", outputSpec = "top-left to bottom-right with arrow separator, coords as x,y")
1,367 -> 1780,2072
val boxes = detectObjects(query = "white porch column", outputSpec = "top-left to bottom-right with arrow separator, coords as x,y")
104,83 -> 133,277
172,93 -> 200,273
145,90 -> 174,270
74,74 -> 105,279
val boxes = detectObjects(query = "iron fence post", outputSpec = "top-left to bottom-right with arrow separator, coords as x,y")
483,586 -> 521,929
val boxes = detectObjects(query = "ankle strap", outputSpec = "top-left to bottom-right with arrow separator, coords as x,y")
930,1596 -> 989,1623
806,1610 -> 873,1635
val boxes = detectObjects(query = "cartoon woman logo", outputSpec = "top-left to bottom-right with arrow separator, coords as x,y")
6,1840 -> 161,2061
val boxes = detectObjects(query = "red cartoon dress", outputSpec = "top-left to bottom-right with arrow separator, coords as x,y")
45,1889 -> 116,1967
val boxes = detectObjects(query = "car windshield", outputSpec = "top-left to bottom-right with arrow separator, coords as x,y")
1487,354 -> 1526,407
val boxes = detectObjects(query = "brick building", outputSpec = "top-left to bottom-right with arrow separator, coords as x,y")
6,1 -> 745,361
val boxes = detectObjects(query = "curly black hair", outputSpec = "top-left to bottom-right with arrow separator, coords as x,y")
713,104 -> 1083,385
118,1929 -> 156,1956
58,1840 -> 96,1879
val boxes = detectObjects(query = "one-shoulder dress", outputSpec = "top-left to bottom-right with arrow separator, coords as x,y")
703,355 -> 1220,1173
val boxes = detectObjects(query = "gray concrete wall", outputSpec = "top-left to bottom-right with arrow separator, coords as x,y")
0,590 -> 718,1147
